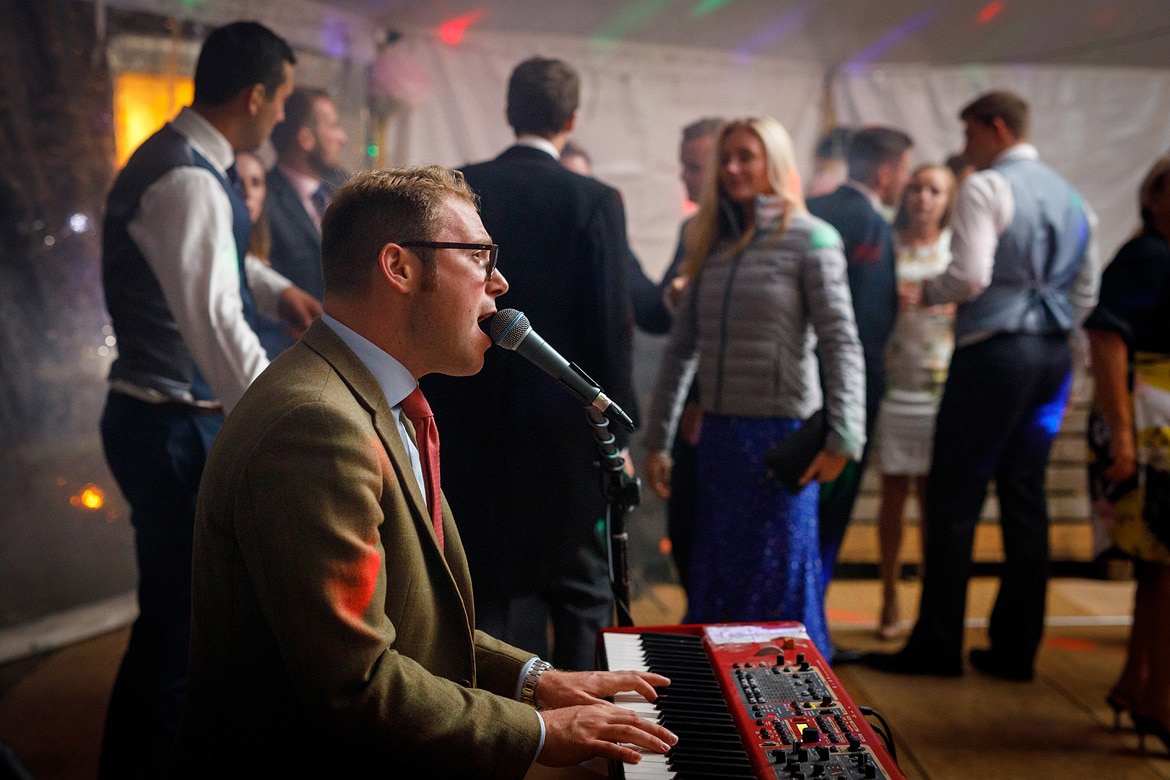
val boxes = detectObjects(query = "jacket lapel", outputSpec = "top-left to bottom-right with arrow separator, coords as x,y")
269,167 -> 321,241
300,321 -> 444,556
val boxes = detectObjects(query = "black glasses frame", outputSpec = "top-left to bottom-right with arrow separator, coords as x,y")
400,241 -> 499,281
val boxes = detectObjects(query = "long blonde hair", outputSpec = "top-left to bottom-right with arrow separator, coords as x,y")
680,117 -> 806,278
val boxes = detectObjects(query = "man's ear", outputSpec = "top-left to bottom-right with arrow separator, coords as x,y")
562,110 -> 578,135
870,159 -> 891,196
379,243 -> 414,294
246,84 -> 266,116
990,116 -> 1015,145
296,125 -> 317,153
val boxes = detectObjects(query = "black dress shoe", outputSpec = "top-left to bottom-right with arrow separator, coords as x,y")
967,648 -> 1033,681
830,648 -> 865,666
861,648 -> 962,677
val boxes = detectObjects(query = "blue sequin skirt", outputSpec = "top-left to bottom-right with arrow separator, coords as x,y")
684,414 -> 830,656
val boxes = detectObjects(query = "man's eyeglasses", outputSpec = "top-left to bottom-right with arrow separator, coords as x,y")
400,241 -> 499,281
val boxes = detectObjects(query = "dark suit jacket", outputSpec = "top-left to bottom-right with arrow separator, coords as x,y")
807,184 -> 898,411
171,320 -> 540,777
267,166 -> 325,299
421,145 -> 636,598
257,168 -> 326,356
631,219 -> 691,336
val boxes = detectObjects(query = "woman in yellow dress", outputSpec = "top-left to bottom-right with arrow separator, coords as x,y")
1085,155 -> 1170,754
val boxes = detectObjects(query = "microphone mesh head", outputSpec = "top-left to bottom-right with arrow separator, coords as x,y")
490,309 -> 530,350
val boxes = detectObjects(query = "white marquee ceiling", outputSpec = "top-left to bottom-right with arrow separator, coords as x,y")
316,0 -> 1170,69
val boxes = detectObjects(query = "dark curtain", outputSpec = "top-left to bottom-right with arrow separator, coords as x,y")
0,0 -> 133,627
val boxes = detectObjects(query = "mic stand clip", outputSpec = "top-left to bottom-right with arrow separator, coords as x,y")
584,407 -> 639,628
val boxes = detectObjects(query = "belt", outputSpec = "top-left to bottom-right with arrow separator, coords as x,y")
109,384 -> 224,416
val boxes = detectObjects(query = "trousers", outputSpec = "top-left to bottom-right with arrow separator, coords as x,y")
98,392 -> 221,778
906,333 -> 1072,670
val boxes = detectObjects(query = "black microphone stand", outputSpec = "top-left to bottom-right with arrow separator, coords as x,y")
585,407 -> 640,627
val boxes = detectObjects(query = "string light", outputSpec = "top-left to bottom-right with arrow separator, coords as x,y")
438,11 -> 484,45
977,1 -> 1004,25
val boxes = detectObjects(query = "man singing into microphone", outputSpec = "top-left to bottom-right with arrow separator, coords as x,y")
170,167 -> 674,776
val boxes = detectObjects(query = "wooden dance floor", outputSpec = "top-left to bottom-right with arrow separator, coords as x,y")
2,568 -> 1168,779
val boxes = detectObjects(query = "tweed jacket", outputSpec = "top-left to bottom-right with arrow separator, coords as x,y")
171,319 -> 541,778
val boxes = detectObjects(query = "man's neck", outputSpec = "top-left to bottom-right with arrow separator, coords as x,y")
279,153 -> 322,183
983,139 -> 1029,170
516,133 -> 567,157
845,179 -> 884,211
324,301 -> 423,378
191,104 -> 246,152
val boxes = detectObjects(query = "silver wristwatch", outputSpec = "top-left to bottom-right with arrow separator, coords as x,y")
520,659 -> 553,708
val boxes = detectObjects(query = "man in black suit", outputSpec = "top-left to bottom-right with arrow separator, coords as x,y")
258,88 -> 348,356
422,57 -> 636,671
647,117 -> 722,589
807,127 -> 912,655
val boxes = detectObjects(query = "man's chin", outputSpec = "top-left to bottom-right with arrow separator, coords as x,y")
445,351 -> 486,378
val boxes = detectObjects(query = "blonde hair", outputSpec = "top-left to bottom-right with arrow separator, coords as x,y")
681,117 -> 805,278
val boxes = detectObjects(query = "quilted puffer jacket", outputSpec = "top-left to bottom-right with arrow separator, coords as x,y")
643,202 -> 867,460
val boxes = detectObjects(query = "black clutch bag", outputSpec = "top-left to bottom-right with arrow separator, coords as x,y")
764,409 -> 827,493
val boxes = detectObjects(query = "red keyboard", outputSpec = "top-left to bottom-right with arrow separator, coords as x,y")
599,622 -> 905,779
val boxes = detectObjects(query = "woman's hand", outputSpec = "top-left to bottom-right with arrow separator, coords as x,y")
896,279 -> 922,310
645,451 -> 673,500
800,450 -> 848,486
1105,427 -> 1137,483
666,275 -> 690,310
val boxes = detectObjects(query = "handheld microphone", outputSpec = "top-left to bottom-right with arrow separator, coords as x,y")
489,308 -> 635,432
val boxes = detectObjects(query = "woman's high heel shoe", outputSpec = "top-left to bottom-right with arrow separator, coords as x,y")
877,601 -> 902,640
1132,713 -> 1170,756
1106,692 -> 1133,732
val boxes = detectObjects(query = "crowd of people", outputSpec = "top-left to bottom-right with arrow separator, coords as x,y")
92,15 -> 1170,775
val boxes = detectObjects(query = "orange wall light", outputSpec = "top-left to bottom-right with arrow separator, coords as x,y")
113,72 -> 194,168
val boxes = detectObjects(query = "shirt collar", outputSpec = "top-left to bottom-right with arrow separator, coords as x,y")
992,142 -> 1039,166
843,179 -> 884,212
321,313 -> 417,408
514,135 -> 561,160
170,106 -> 235,175
279,163 -> 324,201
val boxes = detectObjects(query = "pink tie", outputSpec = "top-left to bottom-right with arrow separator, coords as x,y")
400,387 -> 444,551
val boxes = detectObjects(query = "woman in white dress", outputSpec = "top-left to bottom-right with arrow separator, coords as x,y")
875,164 -> 958,638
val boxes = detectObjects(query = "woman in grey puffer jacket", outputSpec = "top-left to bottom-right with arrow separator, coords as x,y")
643,117 -> 866,655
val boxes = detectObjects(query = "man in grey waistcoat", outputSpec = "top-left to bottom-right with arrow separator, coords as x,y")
866,90 -> 1099,681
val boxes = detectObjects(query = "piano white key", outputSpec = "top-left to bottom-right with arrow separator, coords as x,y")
602,633 -> 649,672
604,633 -> 676,779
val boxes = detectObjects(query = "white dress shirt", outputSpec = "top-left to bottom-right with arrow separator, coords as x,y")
843,179 -> 884,213
319,313 -> 428,506
514,134 -> 561,160
125,107 -> 292,413
922,143 -> 1100,345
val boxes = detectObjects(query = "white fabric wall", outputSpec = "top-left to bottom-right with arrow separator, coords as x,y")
386,32 -> 1170,276
388,30 -> 825,279
834,64 -> 1170,261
